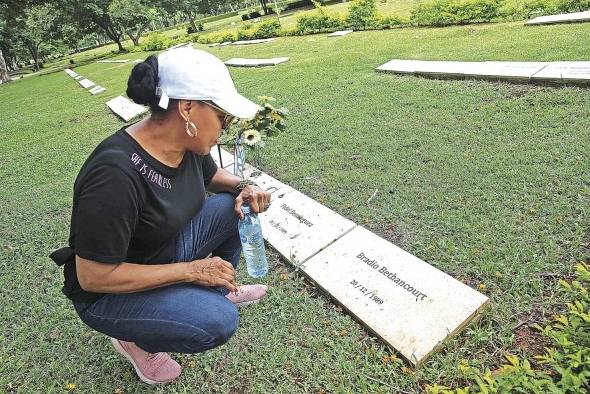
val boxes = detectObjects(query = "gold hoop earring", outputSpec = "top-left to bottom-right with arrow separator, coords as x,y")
185,120 -> 198,137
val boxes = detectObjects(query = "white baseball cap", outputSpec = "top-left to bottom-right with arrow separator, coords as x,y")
156,47 -> 258,119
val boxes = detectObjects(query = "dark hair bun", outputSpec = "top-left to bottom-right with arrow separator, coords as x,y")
126,55 -> 158,106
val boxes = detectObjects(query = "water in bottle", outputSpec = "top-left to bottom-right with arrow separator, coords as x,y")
238,205 -> 268,278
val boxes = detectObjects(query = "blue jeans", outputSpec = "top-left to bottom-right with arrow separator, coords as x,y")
73,193 -> 242,354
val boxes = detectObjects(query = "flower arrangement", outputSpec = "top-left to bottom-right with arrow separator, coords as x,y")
219,96 -> 288,176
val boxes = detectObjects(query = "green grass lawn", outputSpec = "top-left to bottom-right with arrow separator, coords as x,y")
1,21 -> 589,393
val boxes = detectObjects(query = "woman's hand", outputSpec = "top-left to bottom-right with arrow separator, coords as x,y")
186,257 -> 237,292
234,185 -> 272,219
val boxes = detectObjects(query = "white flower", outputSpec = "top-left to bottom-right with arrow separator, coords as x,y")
243,129 -> 261,146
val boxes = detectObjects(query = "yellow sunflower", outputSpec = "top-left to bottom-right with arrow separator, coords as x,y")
243,129 -> 261,146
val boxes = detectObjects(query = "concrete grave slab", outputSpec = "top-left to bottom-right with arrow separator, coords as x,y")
64,69 -> 78,78
211,145 -> 235,169
302,226 -> 489,366
232,38 -> 276,46
256,187 -> 356,264
531,61 -> 590,84
526,11 -> 590,26
74,75 -> 83,80
225,57 -> 290,67
78,78 -> 95,89
242,164 -> 292,196
220,41 -> 232,46
89,86 -> 106,95
97,59 -> 130,63
132,59 -> 142,63
376,59 -> 548,81
106,96 -> 148,122
208,43 -> 221,47
328,30 -> 353,37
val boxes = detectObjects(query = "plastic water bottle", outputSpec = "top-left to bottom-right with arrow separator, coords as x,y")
238,205 -> 268,278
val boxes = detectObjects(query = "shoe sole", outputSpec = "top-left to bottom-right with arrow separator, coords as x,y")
235,298 -> 261,307
110,338 -> 177,385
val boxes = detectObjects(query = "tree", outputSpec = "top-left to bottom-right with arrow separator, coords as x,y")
159,0 -> 210,33
0,17 -> 9,82
258,0 -> 270,15
63,0 -> 127,52
15,4 -> 58,71
108,0 -> 158,46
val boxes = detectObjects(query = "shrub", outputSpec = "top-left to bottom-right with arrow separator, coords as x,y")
238,18 -> 282,40
141,33 -> 171,51
410,0 -> 505,27
198,30 -> 238,44
186,22 -> 204,34
296,7 -> 346,34
555,0 -> 590,13
427,262 -> 590,394
347,0 -> 380,30
378,14 -> 408,29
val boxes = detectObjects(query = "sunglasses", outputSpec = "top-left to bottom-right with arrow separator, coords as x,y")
202,101 -> 235,132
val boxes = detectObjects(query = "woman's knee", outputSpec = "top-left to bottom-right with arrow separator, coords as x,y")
185,303 -> 239,352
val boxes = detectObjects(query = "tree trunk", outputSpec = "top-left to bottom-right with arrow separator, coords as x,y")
0,48 -> 9,83
259,0 -> 269,14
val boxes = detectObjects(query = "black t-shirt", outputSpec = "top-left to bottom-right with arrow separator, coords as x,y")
60,128 -> 218,303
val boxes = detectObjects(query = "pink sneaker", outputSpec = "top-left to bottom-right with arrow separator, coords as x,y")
110,338 -> 181,384
225,284 -> 268,307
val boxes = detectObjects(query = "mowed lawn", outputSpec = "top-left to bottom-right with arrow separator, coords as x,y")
1,21 -> 590,393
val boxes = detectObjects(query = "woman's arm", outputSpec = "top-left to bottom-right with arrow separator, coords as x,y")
207,168 -> 272,219
76,255 -> 237,294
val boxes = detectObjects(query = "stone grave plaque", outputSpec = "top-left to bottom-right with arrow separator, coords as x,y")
302,226 -> 489,366
377,60 -> 549,81
256,187 -> 356,264
78,78 -> 95,89
64,69 -> 78,78
225,57 -> 290,67
531,61 -> 590,84
210,145 -> 235,169
242,164 -> 293,196
328,30 -> 353,37
97,59 -> 130,63
526,11 -> 590,26
89,86 -> 106,95
74,75 -> 83,80
106,96 -> 148,122
209,43 -> 221,47
232,38 -> 276,46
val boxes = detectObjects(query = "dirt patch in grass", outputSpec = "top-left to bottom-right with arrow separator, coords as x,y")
513,324 -> 550,357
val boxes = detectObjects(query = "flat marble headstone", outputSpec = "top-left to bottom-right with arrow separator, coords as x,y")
106,96 -> 148,122
64,69 -> 78,78
328,30 -> 353,37
132,59 -> 142,63
526,11 -> 590,25
97,59 -> 130,63
74,75 -> 83,80
256,184 -> 355,264
89,86 -> 106,95
232,38 -> 276,46
531,61 -> 590,84
225,57 -> 290,67
376,59 -> 548,81
220,41 -> 232,46
208,43 -> 221,47
211,145 -> 235,169
78,78 -> 95,89
302,226 -> 489,365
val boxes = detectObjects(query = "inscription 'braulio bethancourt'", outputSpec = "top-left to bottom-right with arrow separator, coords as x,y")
356,252 -> 428,302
